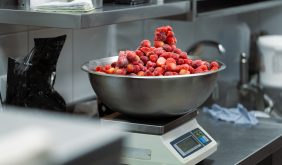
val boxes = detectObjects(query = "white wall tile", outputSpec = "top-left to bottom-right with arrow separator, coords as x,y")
28,28 -> 73,103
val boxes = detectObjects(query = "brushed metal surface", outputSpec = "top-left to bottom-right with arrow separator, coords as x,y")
0,0 -> 190,28
82,56 -> 226,117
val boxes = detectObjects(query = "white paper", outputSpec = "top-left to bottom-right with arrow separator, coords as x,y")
31,0 -> 94,12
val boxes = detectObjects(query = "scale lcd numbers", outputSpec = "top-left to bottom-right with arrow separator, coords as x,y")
171,128 -> 211,158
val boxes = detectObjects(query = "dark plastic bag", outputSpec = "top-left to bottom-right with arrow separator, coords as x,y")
6,35 -> 67,112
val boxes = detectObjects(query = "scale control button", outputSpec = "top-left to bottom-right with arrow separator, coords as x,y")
198,136 -> 209,144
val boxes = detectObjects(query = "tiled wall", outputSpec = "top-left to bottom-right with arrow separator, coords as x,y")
0,6 -> 282,104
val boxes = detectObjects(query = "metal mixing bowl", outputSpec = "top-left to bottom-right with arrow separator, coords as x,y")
82,56 -> 226,117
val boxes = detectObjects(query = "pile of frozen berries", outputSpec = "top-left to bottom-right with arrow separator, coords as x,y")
94,26 -> 220,76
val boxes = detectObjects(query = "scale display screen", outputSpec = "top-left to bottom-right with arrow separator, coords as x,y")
176,136 -> 199,153
170,128 -> 211,158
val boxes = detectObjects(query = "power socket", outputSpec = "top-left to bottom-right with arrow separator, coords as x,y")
0,75 -> 7,102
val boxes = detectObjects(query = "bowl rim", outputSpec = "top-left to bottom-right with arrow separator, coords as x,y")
81,56 -> 226,79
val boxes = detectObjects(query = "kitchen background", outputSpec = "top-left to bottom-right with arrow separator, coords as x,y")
0,6 -> 281,104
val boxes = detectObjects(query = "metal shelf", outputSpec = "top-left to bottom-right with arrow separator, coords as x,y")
194,0 -> 282,20
0,0 -> 191,29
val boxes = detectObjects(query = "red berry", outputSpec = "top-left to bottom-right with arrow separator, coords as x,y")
166,62 -> 177,71
154,41 -> 165,48
114,68 -> 126,75
173,48 -> 182,54
95,66 -> 103,72
134,65 -> 141,73
140,56 -> 149,64
127,64 -> 135,73
160,52 -> 171,59
146,61 -> 157,68
166,58 -> 176,64
111,62 -> 117,68
179,52 -> 188,59
127,51 -> 139,62
164,71 -> 174,76
140,47 -> 151,55
211,66 -> 219,71
154,67 -> 164,76
211,61 -> 219,68
117,54 -> 129,68
184,59 -> 192,65
154,47 -> 165,55
136,49 -> 145,57
168,30 -> 174,37
166,37 -> 177,45
145,70 -> 154,76
137,71 -> 145,76
171,53 -> 179,60
140,40 -> 151,47
149,54 -> 158,63
163,44 -> 173,52
105,67 -> 115,74
179,69 -> 190,75
157,57 -> 166,66
177,59 -> 185,65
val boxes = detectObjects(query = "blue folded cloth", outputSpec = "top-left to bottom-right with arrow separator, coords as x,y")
203,104 -> 258,125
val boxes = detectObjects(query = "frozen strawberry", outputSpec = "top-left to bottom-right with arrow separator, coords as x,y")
127,51 -> 139,62
211,67 -> 219,71
149,54 -> 158,63
117,55 -> 129,68
177,59 -> 185,65
171,53 -> 179,60
167,31 -> 174,38
172,72 -> 179,75
146,61 -> 157,68
140,40 -> 151,47
127,64 -> 135,73
105,67 -> 115,74
104,64 -> 111,71
166,62 -> 177,71
166,25 -> 173,31
134,65 -> 141,73
183,59 -> 192,65
160,52 -> 171,59
157,57 -> 166,66
204,61 -> 211,70
154,41 -> 165,48
164,71 -> 174,76
166,37 -> 177,45
179,52 -> 188,59
148,67 -> 155,72
95,66 -> 103,72
192,60 -> 204,68
210,61 -> 219,68
173,48 -> 182,54
163,44 -> 173,52
166,58 -> 176,64
140,56 -> 149,64
145,70 -> 154,76
111,62 -> 117,68
154,67 -> 164,76
137,71 -> 145,76
179,64 -> 190,70
140,47 -> 151,55
114,68 -> 126,75
135,49 -> 145,57
154,47 -> 165,55
179,69 -> 190,75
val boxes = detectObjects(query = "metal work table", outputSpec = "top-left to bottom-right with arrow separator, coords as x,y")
0,0 -> 190,29
197,112 -> 282,165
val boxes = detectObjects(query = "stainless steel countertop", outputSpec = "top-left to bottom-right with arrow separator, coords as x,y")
0,0 -> 190,29
197,111 -> 282,165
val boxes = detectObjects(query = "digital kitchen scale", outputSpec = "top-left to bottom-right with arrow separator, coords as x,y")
100,110 -> 217,165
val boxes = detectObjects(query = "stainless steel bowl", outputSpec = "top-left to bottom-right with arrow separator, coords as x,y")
82,56 -> 226,117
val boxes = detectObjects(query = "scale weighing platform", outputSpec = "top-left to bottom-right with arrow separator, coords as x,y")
100,110 -> 217,165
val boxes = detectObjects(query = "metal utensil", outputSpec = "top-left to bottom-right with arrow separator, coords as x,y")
187,40 -> 226,56
82,56 -> 226,117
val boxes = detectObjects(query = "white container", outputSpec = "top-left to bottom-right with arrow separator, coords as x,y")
258,35 -> 282,88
